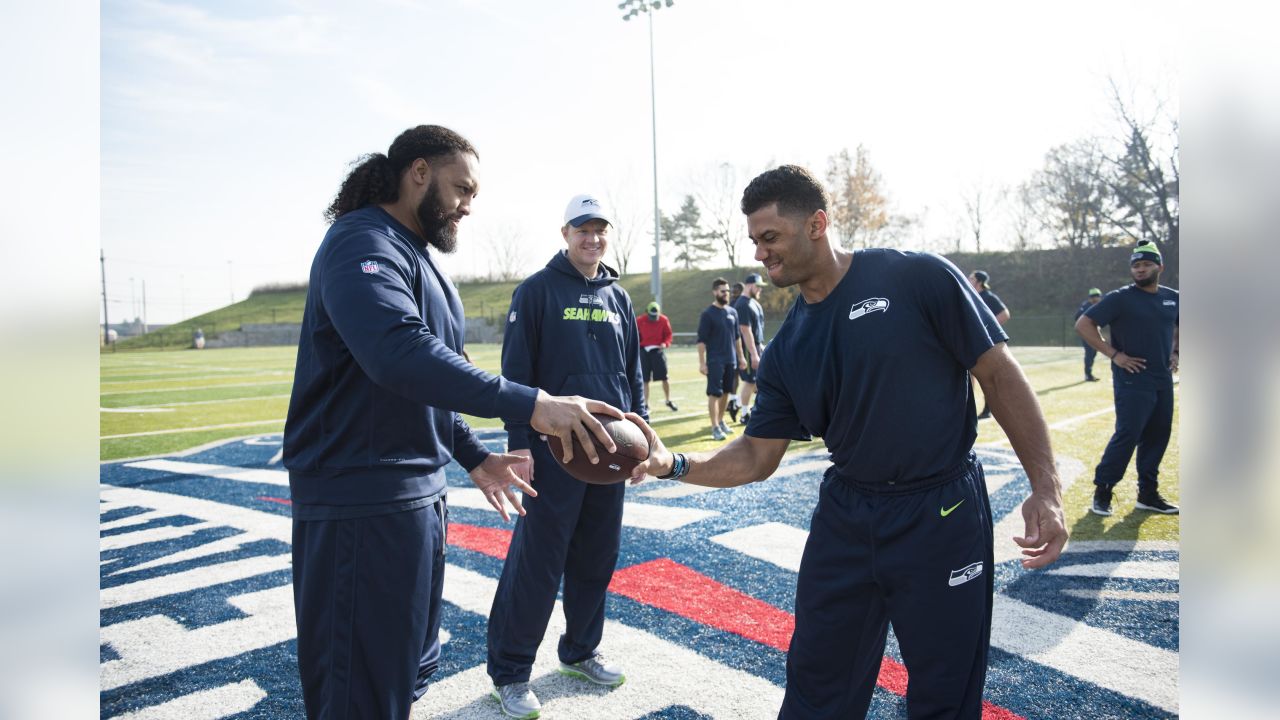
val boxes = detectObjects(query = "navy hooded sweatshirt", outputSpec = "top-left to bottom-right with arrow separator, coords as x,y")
501,251 -> 646,453
284,206 -> 539,518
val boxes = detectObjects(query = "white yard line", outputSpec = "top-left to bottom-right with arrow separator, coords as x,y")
124,459 -> 289,487
103,393 -> 292,410
100,380 -> 293,397
102,419 -> 285,440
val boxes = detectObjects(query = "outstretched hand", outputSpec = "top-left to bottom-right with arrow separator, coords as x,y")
1013,491 -> 1069,569
469,452 -> 537,523
529,391 -> 623,465
625,412 -> 673,485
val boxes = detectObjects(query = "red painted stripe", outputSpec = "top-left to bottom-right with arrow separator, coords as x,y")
447,522 -> 512,560
608,557 -> 796,650
256,496 -> 291,506
442,528 -> 1022,719
608,557 -> 1022,720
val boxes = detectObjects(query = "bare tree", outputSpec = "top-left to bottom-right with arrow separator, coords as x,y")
1005,181 -> 1044,251
1096,76 -> 1180,252
959,180 -> 999,253
482,224 -> 527,281
693,162 -> 745,268
826,145 -> 890,249
1028,139 -> 1120,249
604,187 -> 644,275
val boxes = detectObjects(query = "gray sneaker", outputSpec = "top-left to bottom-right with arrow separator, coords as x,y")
491,682 -> 541,719
719,421 -> 734,435
711,425 -> 726,441
559,653 -> 626,687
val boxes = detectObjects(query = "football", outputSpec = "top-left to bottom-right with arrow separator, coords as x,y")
546,413 -> 650,485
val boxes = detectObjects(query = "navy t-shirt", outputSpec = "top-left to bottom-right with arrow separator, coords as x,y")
1084,284 -> 1179,389
733,295 -> 766,351
979,288 -> 1007,316
697,304 -> 741,365
746,250 -> 1008,487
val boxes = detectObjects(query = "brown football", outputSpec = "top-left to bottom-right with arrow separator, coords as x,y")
546,413 -> 650,485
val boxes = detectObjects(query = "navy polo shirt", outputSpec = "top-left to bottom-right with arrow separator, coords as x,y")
746,250 -> 1007,487
1084,284 -> 1179,389
697,304 -> 741,365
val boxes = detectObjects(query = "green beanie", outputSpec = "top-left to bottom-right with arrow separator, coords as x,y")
1130,241 -> 1162,265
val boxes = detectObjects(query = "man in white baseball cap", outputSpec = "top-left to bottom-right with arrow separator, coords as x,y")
563,193 -> 611,228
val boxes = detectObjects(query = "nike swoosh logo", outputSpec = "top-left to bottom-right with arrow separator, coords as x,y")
941,499 -> 965,517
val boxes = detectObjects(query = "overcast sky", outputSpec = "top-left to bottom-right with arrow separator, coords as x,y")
101,0 -> 1177,323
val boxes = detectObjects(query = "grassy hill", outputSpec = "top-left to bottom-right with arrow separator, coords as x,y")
109,244 -> 1173,351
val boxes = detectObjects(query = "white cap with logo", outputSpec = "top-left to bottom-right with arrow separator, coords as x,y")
563,193 -> 612,227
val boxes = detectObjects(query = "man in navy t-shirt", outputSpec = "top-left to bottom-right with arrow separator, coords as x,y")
733,272 -> 768,425
629,165 -> 1067,719
1075,287 -> 1103,381
697,277 -> 746,441
1076,241 -> 1180,516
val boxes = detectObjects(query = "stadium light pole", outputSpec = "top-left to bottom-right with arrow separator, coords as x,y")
621,0 -> 674,308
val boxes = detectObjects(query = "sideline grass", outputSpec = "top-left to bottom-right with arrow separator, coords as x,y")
100,344 -> 1179,543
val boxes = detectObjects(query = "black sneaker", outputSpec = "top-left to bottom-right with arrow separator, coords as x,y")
665,400 -> 678,412
739,410 -> 751,425
1085,376 -> 1100,382
1136,492 -> 1179,514
727,399 -> 739,422
976,407 -> 991,420
1090,485 -> 1113,516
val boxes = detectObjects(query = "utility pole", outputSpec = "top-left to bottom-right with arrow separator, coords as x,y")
228,261 -> 235,304
142,279 -> 149,334
100,249 -> 110,346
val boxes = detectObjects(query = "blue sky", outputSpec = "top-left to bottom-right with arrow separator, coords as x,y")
100,0 -> 1177,323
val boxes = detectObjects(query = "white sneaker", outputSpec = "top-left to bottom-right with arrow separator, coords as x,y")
492,682 -> 541,719
559,652 -> 626,687
711,426 -> 725,441
718,421 -> 734,435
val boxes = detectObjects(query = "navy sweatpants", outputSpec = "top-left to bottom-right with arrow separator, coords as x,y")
292,499 -> 447,720
1094,381 -> 1175,494
487,443 -> 625,686
780,457 -> 994,720
1082,339 -> 1098,379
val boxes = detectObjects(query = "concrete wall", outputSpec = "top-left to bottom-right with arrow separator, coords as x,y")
204,323 -> 302,348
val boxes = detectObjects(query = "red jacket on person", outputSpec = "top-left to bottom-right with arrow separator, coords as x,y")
636,313 -> 673,348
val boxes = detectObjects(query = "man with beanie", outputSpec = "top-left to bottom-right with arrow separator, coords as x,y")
637,300 -> 678,412
1076,241 -> 1180,516
1075,288 -> 1104,381
487,193 -> 646,718
967,270 -> 1010,419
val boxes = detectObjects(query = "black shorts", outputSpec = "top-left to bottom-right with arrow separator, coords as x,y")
706,362 -> 735,397
641,348 -> 668,382
739,353 -> 759,384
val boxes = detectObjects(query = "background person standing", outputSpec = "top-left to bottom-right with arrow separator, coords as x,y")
1075,287 -> 1104,381
1076,241 -> 1180,516
636,301 -> 678,412
968,269 -> 1010,419
697,277 -> 746,440
733,272 -> 768,425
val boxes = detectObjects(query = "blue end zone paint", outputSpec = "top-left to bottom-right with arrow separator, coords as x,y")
100,513 -> 203,537
100,432 -> 1180,719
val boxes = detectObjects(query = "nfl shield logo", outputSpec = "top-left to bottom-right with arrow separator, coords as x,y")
360,260 -> 379,274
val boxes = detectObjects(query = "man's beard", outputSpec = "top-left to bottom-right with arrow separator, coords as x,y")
416,181 -> 458,253
1133,272 -> 1159,288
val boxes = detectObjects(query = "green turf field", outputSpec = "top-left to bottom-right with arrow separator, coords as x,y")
100,344 -> 1179,543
